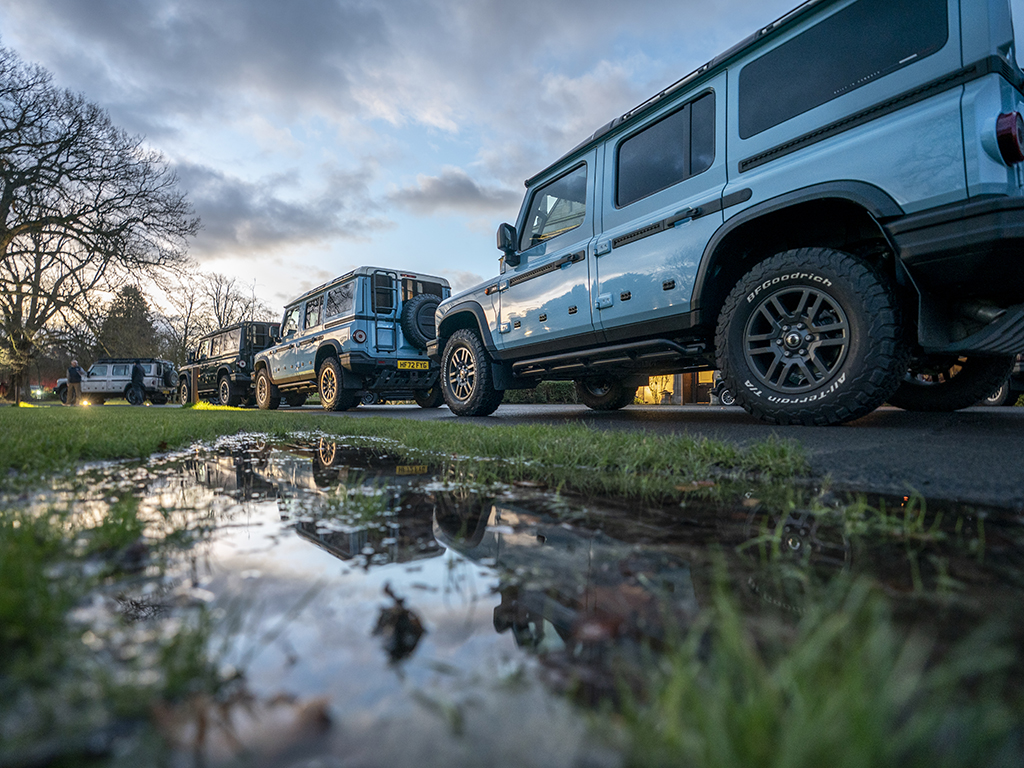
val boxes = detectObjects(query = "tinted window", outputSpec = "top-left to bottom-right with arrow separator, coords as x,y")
617,92 -> 715,208
520,164 -> 587,251
326,282 -> 355,319
221,328 -> 241,353
739,0 -> 948,139
282,306 -> 301,336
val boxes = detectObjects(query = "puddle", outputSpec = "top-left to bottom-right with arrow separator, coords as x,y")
3,434 -> 1024,767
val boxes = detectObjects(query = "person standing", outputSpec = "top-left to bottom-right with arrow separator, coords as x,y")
130,360 -> 146,405
66,360 -> 86,406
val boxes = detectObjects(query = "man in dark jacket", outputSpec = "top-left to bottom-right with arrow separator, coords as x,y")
131,361 -> 146,405
66,360 -> 86,406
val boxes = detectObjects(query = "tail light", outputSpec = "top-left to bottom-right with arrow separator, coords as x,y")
996,112 -> 1024,164
353,329 -> 367,344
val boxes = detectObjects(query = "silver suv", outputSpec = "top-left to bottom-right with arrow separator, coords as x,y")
55,358 -> 177,405
254,267 -> 450,411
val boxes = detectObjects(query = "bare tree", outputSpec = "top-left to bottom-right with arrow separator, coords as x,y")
159,270 -> 276,366
0,45 -> 199,402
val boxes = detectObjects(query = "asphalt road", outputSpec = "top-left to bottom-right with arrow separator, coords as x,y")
321,402 -> 1024,511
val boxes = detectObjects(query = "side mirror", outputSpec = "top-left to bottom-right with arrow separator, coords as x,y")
497,223 -> 520,267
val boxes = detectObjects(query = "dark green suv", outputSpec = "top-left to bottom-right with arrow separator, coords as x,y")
178,321 -> 282,406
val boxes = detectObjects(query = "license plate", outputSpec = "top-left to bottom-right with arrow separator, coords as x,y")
397,360 -> 429,370
396,465 -> 429,476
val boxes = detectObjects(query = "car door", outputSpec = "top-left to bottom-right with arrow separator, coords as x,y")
82,364 -> 106,395
267,305 -> 306,383
497,153 -> 599,354
593,79 -> 727,342
294,295 -> 325,379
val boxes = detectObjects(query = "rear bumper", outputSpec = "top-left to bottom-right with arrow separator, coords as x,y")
341,351 -> 438,390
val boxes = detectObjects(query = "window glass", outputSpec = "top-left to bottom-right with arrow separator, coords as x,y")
373,274 -> 395,314
326,282 -> 355,318
90,365 -> 107,377
304,296 -> 323,329
210,335 -> 222,357
738,0 -> 948,138
1013,0 -> 1024,70
282,306 -> 301,336
112,365 -> 128,377
617,92 -> 715,208
401,279 -> 443,301
199,339 -> 211,358
520,164 -> 587,251
142,364 -> 153,375
223,327 -> 241,352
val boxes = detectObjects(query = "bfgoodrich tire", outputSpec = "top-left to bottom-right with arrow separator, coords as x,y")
440,329 -> 504,417
414,385 -> 445,409
715,248 -> 906,426
255,368 -> 280,410
888,355 -> 1015,412
218,375 -> 242,407
318,357 -> 357,412
575,378 -> 636,411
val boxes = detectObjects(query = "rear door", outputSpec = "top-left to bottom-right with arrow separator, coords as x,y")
593,78 -> 727,341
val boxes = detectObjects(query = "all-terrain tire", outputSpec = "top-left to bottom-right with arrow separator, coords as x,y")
57,385 -> 67,404
318,357 -> 357,411
178,378 -> 190,406
715,248 -> 907,426
400,293 -> 441,350
888,355 -> 1015,412
414,385 -> 445,409
284,392 -> 307,408
255,368 -> 280,410
218,375 -> 242,407
574,378 -> 637,411
440,329 -> 504,416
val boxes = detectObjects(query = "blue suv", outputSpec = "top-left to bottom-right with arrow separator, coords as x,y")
254,267 -> 450,411
431,0 -> 1024,425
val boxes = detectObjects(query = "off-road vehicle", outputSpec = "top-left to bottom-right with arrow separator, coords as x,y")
177,321 -> 281,407
254,267 -> 450,411
432,0 -> 1024,425
982,353 -> 1024,404
55,358 -> 177,405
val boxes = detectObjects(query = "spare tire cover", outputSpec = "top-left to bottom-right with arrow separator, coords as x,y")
400,293 -> 441,349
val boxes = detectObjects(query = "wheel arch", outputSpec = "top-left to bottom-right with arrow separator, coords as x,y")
693,183 -> 905,337
436,302 -> 498,354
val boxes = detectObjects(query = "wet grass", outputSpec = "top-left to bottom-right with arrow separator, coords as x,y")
0,403 -> 808,499
625,577 -> 1022,768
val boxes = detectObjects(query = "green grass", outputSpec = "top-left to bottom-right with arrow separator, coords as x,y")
0,403 -> 808,498
625,576 -> 1021,768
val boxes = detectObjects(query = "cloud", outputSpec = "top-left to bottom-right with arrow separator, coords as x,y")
388,167 -> 519,216
175,161 -> 393,259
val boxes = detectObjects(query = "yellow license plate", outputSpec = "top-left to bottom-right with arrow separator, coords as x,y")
396,465 -> 429,476
397,360 -> 429,370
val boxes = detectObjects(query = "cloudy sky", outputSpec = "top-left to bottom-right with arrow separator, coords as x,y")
0,0 -> 941,311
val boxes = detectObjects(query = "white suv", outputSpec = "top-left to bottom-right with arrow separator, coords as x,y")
55,358 -> 177,405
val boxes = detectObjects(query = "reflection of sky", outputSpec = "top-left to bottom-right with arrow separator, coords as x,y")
196,494 -> 512,711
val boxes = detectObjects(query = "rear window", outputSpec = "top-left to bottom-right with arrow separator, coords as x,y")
402,279 -> 444,301
738,0 -> 948,139
617,92 -> 715,207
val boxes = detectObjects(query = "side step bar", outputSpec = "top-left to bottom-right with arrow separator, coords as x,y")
511,339 -> 706,378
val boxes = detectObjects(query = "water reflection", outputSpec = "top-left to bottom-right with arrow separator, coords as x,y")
18,434 -> 1018,767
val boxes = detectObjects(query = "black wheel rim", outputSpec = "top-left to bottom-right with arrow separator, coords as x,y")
447,345 -> 475,403
743,285 -> 849,394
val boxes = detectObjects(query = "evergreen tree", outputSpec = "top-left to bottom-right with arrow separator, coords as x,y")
95,286 -> 159,358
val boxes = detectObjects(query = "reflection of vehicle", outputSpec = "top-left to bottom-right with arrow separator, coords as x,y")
981,354 -> 1024,406
254,267 -> 450,411
177,321 -> 281,407
55,358 -> 176,405
432,0 -> 1024,425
